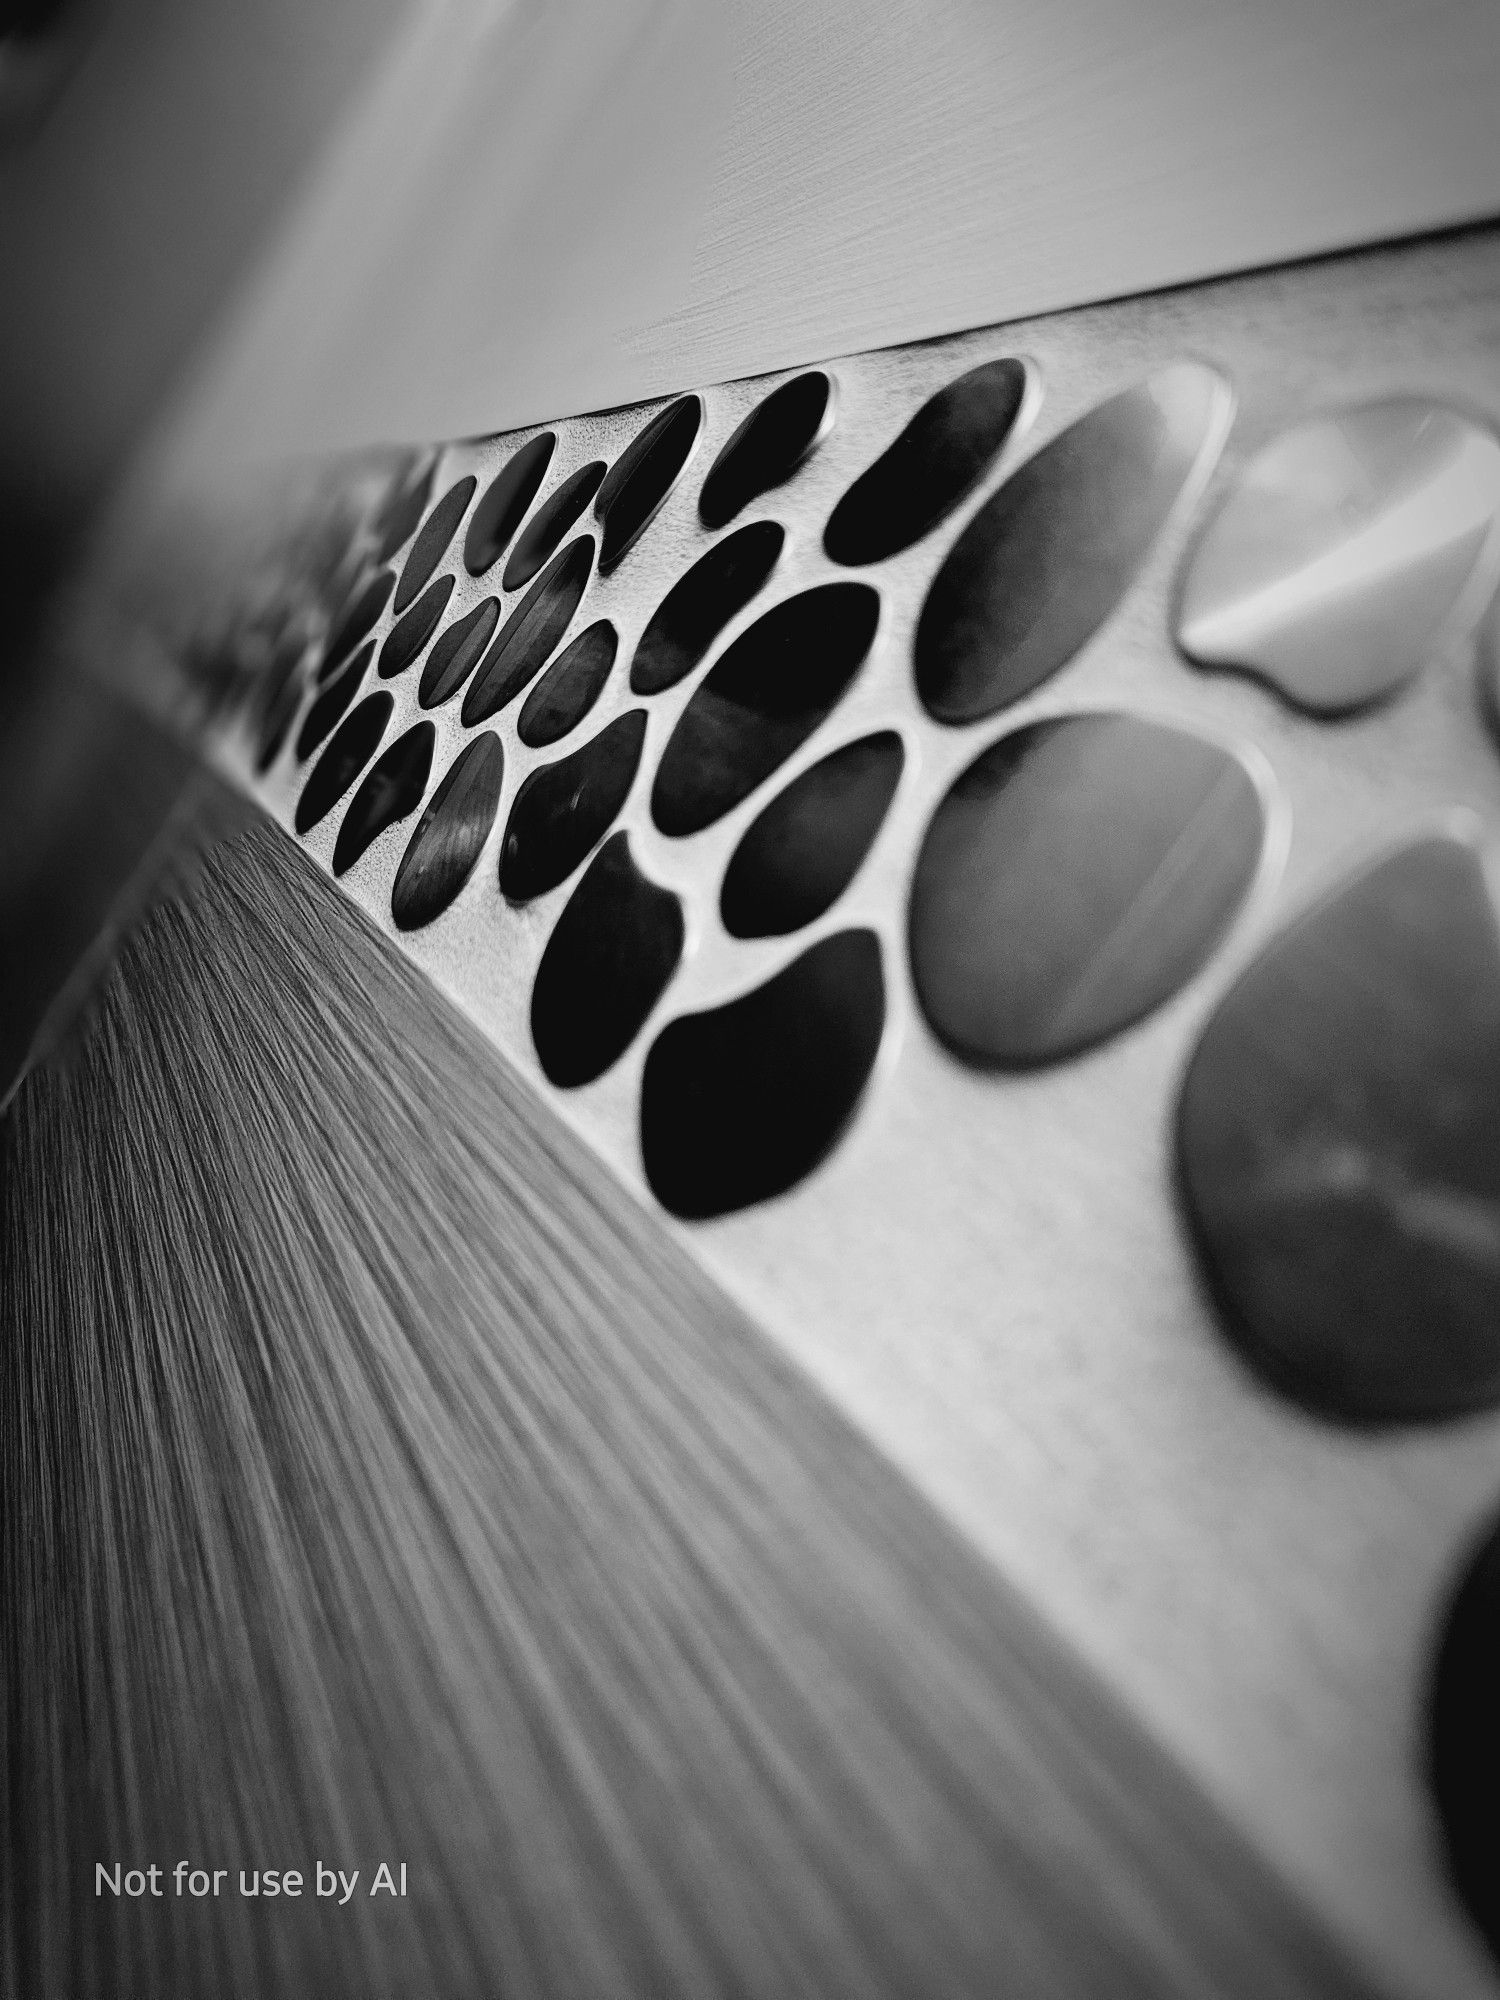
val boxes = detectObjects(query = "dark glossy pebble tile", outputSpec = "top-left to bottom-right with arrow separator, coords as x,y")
630,520 -> 784,695
500,709 -> 647,902
332,721 -> 435,876
318,569 -> 393,684
297,641 -> 375,762
295,691 -> 392,835
640,929 -> 884,1220
699,372 -> 832,530
530,833 -> 683,1087
395,474 -> 476,612
824,357 -> 1027,568
651,582 -> 880,837
915,362 -> 1227,723
372,459 -> 434,564
1177,400 -> 1500,716
1178,830 -> 1500,1422
503,460 -> 606,591
420,597 -> 500,708
464,433 -> 556,575
391,732 -> 505,930
1431,1508 -> 1500,1962
462,537 -> 594,725
721,731 -> 903,938
377,573 -> 454,678
254,655 -> 308,773
518,620 -> 617,747
911,713 -> 1262,1068
596,394 -> 702,573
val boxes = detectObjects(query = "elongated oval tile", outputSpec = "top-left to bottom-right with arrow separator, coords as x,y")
1177,400 -> 1500,715
824,358 -> 1027,567
254,655 -> 307,773
332,721 -> 434,876
531,833 -> 684,1087
377,573 -> 453,677
630,520 -> 784,695
297,640 -> 374,761
318,569 -> 392,684
595,395 -> 702,572
518,619 -> 617,747
464,433 -> 556,575
1177,830 -> 1500,1421
391,732 -> 504,931
915,363 -> 1229,722
503,460 -> 606,591
395,475 -> 476,611
651,582 -> 880,837
910,713 -> 1264,1068
295,691 -> 391,834
699,372 -> 832,530
419,597 -> 499,708
1431,1509 -> 1500,1961
372,459 -> 434,564
500,709 -> 647,902
462,537 -> 594,724
641,929 -> 885,1220
721,731 -> 904,938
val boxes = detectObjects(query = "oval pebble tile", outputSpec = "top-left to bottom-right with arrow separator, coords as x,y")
518,619 -> 617,748
395,474 -> 476,611
318,569 -> 392,684
462,537 -> 594,725
377,573 -> 454,678
530,833 -> 684,1087
295,691 -> 392,835
630,521 -> 784,695
595,395 -> 702,572
372,459 -> 434,564
651,582 -> 880,837
464,433 -> 556,575
824,358 -> 1027,568
297,641 -> 374,762
915,362 -> 1229,723
391,733 -> 505,930
1177,400 -> 1500,715
640,929 -> 885,1220
503,460 -> 606,591
911,713 -> 1264,1068
419,597 -> 500,708
500,709 -> 647,903
332,721 -> 434,876
721,731 -> 904,938
699,372 -> 832,530
1178,829 -> 1500,1422
1431,1508 -> 1500,1961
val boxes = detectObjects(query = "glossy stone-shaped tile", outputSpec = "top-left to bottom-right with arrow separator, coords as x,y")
295,691 -> 392,834
395,475 -> 476,611
651,583 -> 880,837
503,460 -> 606,591
824,358 -> 1026,567
699,372 -> 832,530
910,713 -> 1264,1068
721,731 -> 903,938
464,433 -> 556,575
915,363 -> 1228,723
391,732 -> 505,931
595,395 -> 701,572
518,620 -> 617,748
641,929 -> 884,1219
419,598 -> 500,708
1431,1507 -> 1500,1963
1177,400 -> 1500,715
500,709 -> 647,902
297,641 -> 374,762
318,569 -> 392,684
332,721 -> 434,876
531,833 -> 684,1087
377,573 -> 454,678
462,538 -> 594,724
1178,830 -> 1500,1421
630,521 -> 784,695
